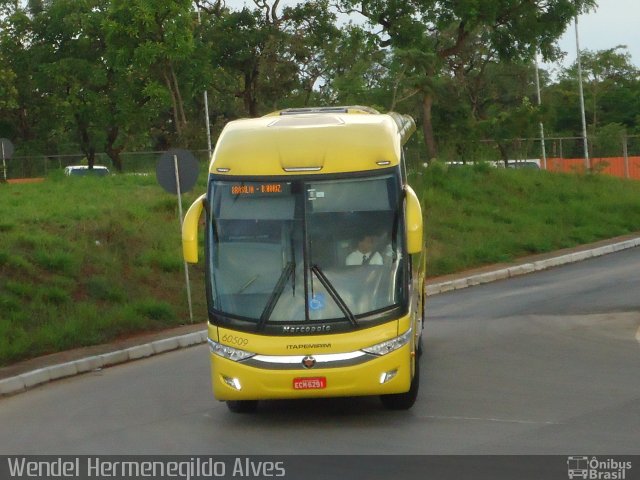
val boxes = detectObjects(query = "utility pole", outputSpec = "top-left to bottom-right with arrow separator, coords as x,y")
196,5 -> 213,157
534,52 -> 547,170
574,13 -> 590,170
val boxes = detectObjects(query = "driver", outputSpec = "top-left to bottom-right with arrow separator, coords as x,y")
345,234 -> 383,266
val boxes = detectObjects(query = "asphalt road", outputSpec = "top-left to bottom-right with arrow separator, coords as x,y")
1,248 -> 639,455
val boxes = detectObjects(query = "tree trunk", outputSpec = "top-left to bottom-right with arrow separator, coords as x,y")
243,72 -> 253,116
302,75 -> 318,107
592,87 -> 598,132
163,69 -> 182,136
170,64 -> 188,131
497,142 -> 509,165
421,93 -> 437,161
87,146 -> 96,168
244,68 -> 259,117
75,114 -> 95,168
105,126 -> 123,172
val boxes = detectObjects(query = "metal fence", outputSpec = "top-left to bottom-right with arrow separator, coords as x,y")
2,150 -> 213,180
444,134 -> 640,165
3,134 -> 640,181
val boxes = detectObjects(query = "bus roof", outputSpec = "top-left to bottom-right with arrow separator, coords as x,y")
209,107 -> 416,176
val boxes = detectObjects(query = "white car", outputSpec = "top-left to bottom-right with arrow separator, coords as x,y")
64,165 -> 110,176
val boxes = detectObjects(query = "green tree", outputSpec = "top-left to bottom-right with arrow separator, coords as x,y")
29,0 -> 112,167
0,51 -> 18,129
105,0 -> 198,143
0,1 -> 53,152
579,47 -> 639,131
202,0 -> 344,117
204,5 -> 279,117
279,0 -> 345,107
558,46 -> 640,132
338,0 -> 595,161
321,25 -> 391,108
546,45 -> 640,157
469,60 -> 541,162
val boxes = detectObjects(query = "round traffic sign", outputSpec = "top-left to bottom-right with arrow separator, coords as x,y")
0,138 -> 14,159
156,149 -> 199,194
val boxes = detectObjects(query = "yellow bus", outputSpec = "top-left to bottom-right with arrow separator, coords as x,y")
182,106 -> 425,412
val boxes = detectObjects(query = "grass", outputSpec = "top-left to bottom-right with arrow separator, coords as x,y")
0,171 -> 208,366
411,162 -> 640,276
3,164 -> 640,365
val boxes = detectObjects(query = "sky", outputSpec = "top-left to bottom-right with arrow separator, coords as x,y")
545,0 -> 640,73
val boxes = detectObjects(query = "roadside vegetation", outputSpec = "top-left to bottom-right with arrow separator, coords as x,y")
0,172 -> 208,366
3,166 -> 640,366
413,164 -> 640,275
3,1 -> 639,172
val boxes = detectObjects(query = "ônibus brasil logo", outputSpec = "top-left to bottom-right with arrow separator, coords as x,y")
567,456 -> 632,480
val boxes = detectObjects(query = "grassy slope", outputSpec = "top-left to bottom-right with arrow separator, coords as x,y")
413,163 -> 640,276
0,173 -> 208,365
2,165 -> 640,365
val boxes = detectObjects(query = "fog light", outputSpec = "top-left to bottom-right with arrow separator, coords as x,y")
379,369 -> 398,384
222,375 -> 242,390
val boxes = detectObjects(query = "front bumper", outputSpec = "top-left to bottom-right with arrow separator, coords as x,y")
210,343 -> 413,401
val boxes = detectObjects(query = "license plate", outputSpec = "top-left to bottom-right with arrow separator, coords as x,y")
293,377 -> 327,390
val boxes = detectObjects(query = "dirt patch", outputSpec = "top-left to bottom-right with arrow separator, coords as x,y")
7,178 -> 45,184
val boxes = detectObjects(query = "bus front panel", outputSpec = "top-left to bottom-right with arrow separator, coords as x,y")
208,320 -> 415,401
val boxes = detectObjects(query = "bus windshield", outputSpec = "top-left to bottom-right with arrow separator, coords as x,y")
207,172 -> 407,332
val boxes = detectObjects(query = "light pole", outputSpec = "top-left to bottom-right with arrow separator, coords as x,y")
534,52 -> 547,170
574,12 -> 590,170
196,5 -> 213,157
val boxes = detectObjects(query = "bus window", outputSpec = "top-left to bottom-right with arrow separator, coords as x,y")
206,173 -> 406,326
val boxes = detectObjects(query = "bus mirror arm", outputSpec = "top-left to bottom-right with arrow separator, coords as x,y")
182,193 -> 207,263
404,186 -> 423,254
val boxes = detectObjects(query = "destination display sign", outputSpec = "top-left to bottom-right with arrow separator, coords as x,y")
230,182 -> 290,197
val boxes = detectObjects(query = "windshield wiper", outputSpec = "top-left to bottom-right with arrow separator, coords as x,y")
311,264 -> 358,328
257,261 -> 294,330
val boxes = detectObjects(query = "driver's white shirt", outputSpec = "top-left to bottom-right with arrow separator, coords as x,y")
345,250 -> 383,266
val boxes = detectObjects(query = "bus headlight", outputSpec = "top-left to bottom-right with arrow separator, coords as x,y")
208,338 -> 255,362
361,329 -> 412,356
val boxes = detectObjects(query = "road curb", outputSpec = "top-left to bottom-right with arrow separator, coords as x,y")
0,331 -> 207,397
424,237 -> 640,296
2,237 -> 640,397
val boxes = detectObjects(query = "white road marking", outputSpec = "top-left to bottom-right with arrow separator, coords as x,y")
420,415 -> 560,425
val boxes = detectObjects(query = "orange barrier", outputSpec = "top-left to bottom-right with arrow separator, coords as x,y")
545,157 -> 640,180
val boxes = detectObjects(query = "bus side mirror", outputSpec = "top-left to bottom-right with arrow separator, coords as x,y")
405,186 -> 423,254
182,194 -> 206,263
